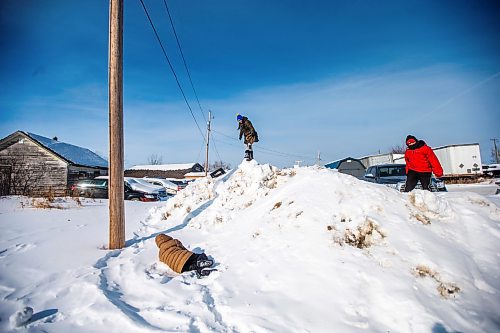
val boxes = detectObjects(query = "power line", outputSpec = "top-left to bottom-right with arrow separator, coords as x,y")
162,1 -> 226,165
210,133 -> 223,162
196,141 -> 204,162
211,129 -> 316,161
162,0 -> 206,123
139,0 -> 206,142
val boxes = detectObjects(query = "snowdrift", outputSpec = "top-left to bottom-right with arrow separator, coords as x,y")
1,160 -> 499,332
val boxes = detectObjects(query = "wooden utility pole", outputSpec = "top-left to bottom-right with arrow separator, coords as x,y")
108,0 -> 125,249
204,110 -> 212,176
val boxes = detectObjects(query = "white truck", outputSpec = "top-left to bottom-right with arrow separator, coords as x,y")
432,143 -> 482,178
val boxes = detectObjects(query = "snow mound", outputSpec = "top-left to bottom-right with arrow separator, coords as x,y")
135,161 -> 499,332
1,161 -> 499,333
408,189 -> 453,218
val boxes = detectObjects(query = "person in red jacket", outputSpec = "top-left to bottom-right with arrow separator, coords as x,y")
404,135 -> 443,192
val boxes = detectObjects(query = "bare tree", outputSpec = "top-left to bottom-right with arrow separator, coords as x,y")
147,154 -> 163,165
390,145 -> 406,154
209,160 -> 231,171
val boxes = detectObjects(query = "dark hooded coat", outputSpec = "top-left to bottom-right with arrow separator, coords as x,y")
238,117 -> 259,145
155,233 -> 193,273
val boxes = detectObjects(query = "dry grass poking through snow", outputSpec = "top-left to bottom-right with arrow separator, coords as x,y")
411,213 -> 431,225
31,198 -> 65,209
333,217 -> 387,248
271,201 -> 282,210
414,265 -> 461,298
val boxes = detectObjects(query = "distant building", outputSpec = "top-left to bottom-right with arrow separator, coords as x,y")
0,131 -> 108,196
124,163 -> 205,179
325,157 -> 366,178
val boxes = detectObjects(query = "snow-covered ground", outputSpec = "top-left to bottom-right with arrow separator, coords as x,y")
1,161 -> 499,333
447,180 -> 500,196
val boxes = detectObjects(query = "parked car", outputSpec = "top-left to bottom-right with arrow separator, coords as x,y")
362,164 -> 447,192
165,178 -> 191,191
71,179 -> 160,201
142,178 -> 179,195
124,177 -> 168,200
71,179 -> 108,199
483,164 -> 500,177
95,176 -> 167,201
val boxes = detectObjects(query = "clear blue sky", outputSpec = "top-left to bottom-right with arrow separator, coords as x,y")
1,0 -> 499,168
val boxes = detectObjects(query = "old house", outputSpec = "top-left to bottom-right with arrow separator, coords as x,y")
0,131 -> 108,196
124,163 -> 205,179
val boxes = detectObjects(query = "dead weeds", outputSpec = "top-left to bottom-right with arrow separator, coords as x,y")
414,264 -> 460,298
342,218 -> 386,249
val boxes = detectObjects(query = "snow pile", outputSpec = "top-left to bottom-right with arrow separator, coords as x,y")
0,161 -> 499,332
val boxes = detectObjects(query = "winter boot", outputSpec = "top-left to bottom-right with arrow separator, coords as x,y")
196,267 -> 217,278
185,253 -> 213,272
248,150 -> 254,160
244,150 -> 251,161
195,253 -> 214,269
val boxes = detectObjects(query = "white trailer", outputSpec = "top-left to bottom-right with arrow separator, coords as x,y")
359,153 -> 404,168
432,143 -> 482,177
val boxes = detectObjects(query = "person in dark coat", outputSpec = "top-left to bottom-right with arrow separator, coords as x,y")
237,114 -> 258,161
404,135 -> 444,192
155,233 -> 215,278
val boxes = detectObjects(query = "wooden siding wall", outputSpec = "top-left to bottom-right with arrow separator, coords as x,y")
0,137 -> 68,196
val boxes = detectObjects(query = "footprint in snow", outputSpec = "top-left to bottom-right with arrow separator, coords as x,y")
0,243 -> 36,258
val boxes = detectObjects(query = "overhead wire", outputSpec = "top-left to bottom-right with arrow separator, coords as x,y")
162,0 -> 207,123
210,132 -> 223,163
212,129 -> 316,162
139,0 -> 206,143
161,0 -> 225,166
143,0 -> 318,166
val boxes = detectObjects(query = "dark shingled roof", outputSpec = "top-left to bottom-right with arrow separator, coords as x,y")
26,132 -> 108,168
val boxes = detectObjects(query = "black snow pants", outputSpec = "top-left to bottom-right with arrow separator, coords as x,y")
405,169 -> 432,192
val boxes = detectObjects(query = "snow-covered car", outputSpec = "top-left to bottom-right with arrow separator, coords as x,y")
124,177 -> 168,200
95,176 -> 168,201
363,164 -> 447,192
165,178 -> 191,191
71,179 -> 160,201
142,178 -> 179,195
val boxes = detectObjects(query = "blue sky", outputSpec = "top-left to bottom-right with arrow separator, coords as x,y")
1,0 -> 499,168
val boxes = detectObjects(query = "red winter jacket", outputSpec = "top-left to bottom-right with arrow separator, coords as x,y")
404,141 -> 443,177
